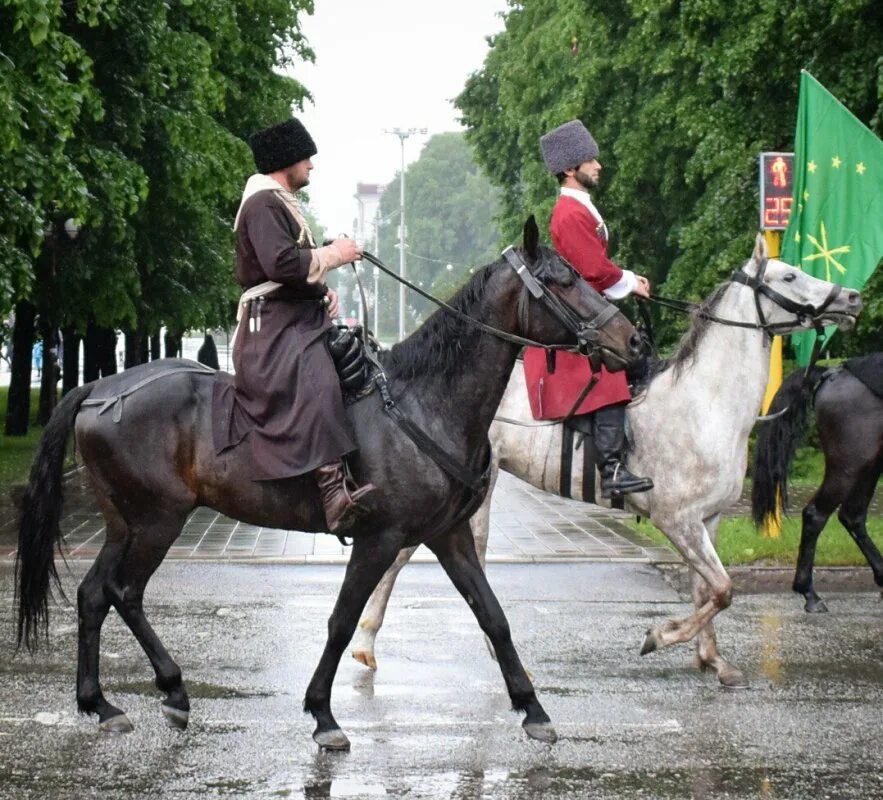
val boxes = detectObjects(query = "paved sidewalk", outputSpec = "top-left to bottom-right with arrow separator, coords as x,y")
0,469 -> 676,565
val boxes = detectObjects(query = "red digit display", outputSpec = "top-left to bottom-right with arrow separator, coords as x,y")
759,152 -> 794,230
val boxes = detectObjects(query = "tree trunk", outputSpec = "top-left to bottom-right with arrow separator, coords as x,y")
83,322 -> 99,382
164,331 -> 182,358
98,326 -> 117,376
84,324 -> 118,380
61,327 -> 81,395
150,331 -> 161,361
5,300 -> 36,436
37,328 -> 59,425
124,328 -> 148,369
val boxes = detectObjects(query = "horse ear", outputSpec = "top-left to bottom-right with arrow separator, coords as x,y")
523,215 -> 539,260
752,232 -> 768,267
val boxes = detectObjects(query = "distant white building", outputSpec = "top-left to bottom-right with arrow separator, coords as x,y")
353,182 -> 385,250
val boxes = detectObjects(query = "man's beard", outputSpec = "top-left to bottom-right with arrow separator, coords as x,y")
285,166 -> 309,191
574,169 -> 598,191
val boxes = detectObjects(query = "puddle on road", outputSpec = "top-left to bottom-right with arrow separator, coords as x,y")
109,679 -> 275,700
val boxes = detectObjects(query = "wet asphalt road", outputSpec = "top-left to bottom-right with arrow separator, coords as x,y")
0,561 -> 881,800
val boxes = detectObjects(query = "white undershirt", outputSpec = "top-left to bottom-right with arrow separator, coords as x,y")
560,187 -> 636,300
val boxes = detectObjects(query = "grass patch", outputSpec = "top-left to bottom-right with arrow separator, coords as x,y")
0,387 -> 46,491
630,514 -> 883,567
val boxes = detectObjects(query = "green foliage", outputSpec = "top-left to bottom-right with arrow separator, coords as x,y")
456,0 -> 883,350
631,513 -> 883,566
1,0 -> 314,341
369,132 -> 502,337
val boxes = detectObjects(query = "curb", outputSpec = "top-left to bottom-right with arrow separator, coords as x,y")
655,562 -> 882,597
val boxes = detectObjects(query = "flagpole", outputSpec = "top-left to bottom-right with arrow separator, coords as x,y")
761,230 -> 783,539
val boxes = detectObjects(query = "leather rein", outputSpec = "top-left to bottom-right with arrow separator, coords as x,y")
360,249 -> 619,357
646,257 -> 842,336
352,247 -> 621,501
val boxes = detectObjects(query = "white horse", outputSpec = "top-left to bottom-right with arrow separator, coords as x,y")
352,236 -> 862,687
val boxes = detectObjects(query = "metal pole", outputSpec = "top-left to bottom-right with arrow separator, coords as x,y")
373,207 -> 380,336
398,135 -> 406,341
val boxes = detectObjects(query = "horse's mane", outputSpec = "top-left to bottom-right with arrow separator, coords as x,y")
381,262 -> 499,381
655,281 -> 730,380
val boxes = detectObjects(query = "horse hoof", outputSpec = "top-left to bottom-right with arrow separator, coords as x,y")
805,599 -> 829,614
162,704 -> 190,730
523,721 -> 558,744
352,649 -> 378,671
313,727 -> 351,751
99,714 -> 134,733
718,670 -> 749,690
640,629 -> 658,656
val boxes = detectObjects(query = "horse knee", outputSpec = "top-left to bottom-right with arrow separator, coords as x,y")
802,501 -> 834,534
714,582 -> 733,611
482,613 -> 511,644
326,614 -> 356,651
77,581 -> 109,621
836,507 -> 864,534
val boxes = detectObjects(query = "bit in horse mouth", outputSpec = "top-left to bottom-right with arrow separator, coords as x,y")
819,312 -> 859,331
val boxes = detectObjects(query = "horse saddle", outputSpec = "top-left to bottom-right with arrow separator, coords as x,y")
843,352 -> 883,400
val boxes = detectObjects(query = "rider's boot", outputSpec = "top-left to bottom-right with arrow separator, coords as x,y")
592,404 -> 654,499
313,461 -> 376,533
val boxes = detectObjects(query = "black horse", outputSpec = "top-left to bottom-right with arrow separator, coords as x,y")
15,218 -> 642,749
752,354 -> 883,612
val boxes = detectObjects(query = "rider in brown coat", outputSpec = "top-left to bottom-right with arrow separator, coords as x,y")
219,118 -> 375,532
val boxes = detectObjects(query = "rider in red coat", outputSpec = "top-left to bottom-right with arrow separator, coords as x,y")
524,119 -> 654,498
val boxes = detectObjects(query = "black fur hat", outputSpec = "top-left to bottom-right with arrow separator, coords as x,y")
249,118 -> 317,174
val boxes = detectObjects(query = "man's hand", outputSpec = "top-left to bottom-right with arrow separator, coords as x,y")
325,289 -> 340,318
333,237 -> 363,263
633,275 -> 651,299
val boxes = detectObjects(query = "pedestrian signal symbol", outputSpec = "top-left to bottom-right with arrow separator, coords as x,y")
759,152 -> 794,230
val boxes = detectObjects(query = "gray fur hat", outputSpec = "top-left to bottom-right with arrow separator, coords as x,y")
539,120 -> 599,174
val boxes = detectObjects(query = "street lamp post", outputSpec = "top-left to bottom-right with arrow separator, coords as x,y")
385,127 -> 426,340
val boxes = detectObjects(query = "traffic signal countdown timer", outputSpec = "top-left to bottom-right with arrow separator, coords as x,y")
759,152 -> 794,230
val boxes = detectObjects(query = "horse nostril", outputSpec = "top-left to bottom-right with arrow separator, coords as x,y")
847,291 -> 860,305
629,332 -> 642,354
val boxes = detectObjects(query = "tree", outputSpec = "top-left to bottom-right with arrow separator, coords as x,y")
456,0 -> 883,351
369,132 -> 501,337
2,0 -> 315,434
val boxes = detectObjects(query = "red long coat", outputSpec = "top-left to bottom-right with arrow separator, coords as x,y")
523,194 -> 631,419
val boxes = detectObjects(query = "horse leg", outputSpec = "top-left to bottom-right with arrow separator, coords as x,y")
426,520 -> 556,744
641,518 -> 735,661
689,515 -> 747,688
105,512 -> 191,729
351,460 -> 499,669
77,537 -> 135,732
351,545 -> 418,670
838,472 -> 883,594
795,480 -> 843,613
304,533 -> 404,751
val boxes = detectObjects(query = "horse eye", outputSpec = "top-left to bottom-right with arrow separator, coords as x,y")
783,273 -> 796,283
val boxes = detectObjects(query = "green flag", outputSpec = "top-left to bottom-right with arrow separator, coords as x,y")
782,71 -> 883,364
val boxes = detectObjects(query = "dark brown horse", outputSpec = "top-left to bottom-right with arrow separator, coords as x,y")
15,218 -> 642,750
752,354 -> 883,612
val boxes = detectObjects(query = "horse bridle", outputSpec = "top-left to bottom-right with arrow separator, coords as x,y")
501,246 -> 620,357
361,249 -> 620,358
650,257 -> 844,336
730,256 -> 843,334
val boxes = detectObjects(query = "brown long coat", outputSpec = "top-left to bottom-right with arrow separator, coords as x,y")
212,189 -> 355,479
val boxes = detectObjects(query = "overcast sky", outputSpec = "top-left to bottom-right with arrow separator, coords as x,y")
289,0 -> 508,236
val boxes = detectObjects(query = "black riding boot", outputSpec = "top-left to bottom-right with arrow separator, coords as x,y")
592,404 -> 653,499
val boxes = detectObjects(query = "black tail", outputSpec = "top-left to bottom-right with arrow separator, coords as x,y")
751,366 -> 826,527
15,383 -> 95,651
